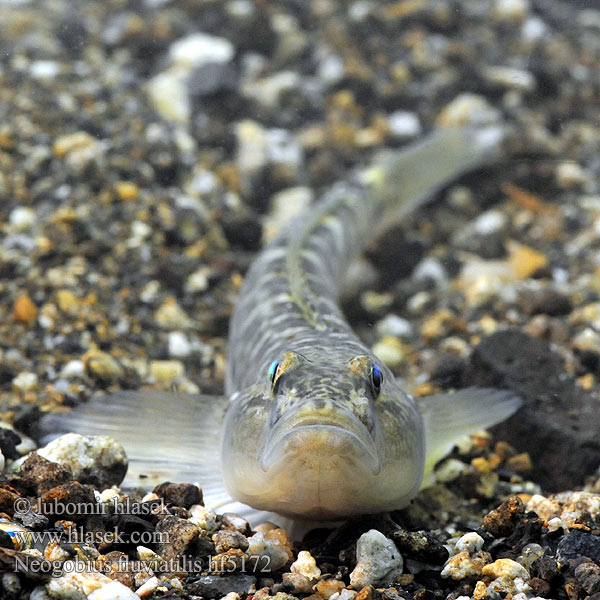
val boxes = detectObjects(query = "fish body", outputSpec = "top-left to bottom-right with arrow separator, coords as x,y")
43,125 -> 521,523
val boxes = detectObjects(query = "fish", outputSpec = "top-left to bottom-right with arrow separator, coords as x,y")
41,123 -> 521,525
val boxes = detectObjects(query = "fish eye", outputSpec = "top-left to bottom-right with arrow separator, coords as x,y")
370,365 -> 383,396
268,359 -> 281,392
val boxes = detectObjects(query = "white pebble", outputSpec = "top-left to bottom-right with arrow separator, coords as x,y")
388,111 -> 422,138
169,33 -> 234,69
350,529 -> 403,587
135,575 -> 159,597
473,210 -> 508,235
9,207 -> 36,231
493,0 -> 529,22
413,258 -> 447,284
60,360 -> 85,378
291,550 -> 321,581
89,580 -> 141,599
456,532 -> 485,554
556,161 -> 589,188
168,331 -> 192,358
12,372 -> 39,392
374,314 -> 413,339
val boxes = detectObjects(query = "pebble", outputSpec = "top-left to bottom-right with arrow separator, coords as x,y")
387,111 -> 421,139
154,298 -> 192,329
13,295 -> 38,324
455,532 -> 485,554
83,349 -> 124,381
483,66 -> 536,92
37,432 -> 128,488
88,580 -> 141,600
557,530 -> 600,565
12,371 -> 39,392
291,551 -> 321,581
149,359 -> 185,382
574,561 -> 600,595
492,0 -> 530,22
170,33 -> 235,69
60,360 -> 85,378
436,94 -> 501,127
247,531 -> 291,571
189,574 -> 257,598
135,576 -> 159,598
482,496 -> 525,537
9,207 -> 36,232
371,336 -> 408,369
441,551 -> 492,580
556,161 -> 590,189
349,529 -> 403,588
482,558 -> 530,580
374,314 -> 413,339
46,564 -> 114,597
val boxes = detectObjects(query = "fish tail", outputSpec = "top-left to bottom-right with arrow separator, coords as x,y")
362,123 -> 509,221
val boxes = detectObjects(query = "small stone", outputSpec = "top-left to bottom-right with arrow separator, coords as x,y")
506,452 -> 533,472
436,94 -> 501,127
455,532 -> 485,554
169,33 -> 235,69
60,360 -> 85,378
153,482 -> 202,508
136,575 -> 160,598
374,315 -> 413,339
116,181 -> 139,202
388,111 -> 421,139
18,452 -> 73,495
556,162 -> 589,188
168,331 -> 192,358
482,559 -> 530,580
483,66 -> 536,92
150,360 -> 185,382
434,458 -> 466,483
9,207 -> 36,231
350,530 -> 403,587
315,579 -> 345,599
12,372 -> 38,392
88,580 -> 141,600
441,551 -> 492,580
291,551 -> 321,581
46,564 -> 113,597
482,496 -> 525,537
214,530 -> 249,553
0,427 -> 22,460
222,513 -> 250,535
156,515 -> 199,561
13,295 -> 38,324
557,530 -> 600,565
247,530 -> 291,571
574,561 -> 600,595
371,337 -> 408,369
154,297 -> 192,329
492,0 -> 529,22
473,580 -> 487,600
37,433 -> 128,488
189,504 -> 218,533
83,350 -> 124,381
282,573 -> 314,594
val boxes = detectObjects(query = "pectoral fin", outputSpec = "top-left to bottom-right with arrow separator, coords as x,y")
39,391 -> 229,506
417,387 -> 521,487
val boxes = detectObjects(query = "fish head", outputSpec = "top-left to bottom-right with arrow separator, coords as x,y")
222,350 -> 425,520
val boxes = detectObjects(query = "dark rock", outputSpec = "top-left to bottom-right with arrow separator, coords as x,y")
101,550 -> 136,589
188,574 -> 257,599
0,428 -> 22,460
531,555 -> 561,584
189,62 -> 238,98
155,515 -> 199,561
214,529 -> 249,553
558,531 -> 600,567
517,288 -> 573,316
529,577 -> 552,597
221,212 -> 262,251
39,482 -> 97,523
18,453 -> 73,495
482,496 -> 524,538
0,489 -> 22,516
388,528 -> 449,564
153,482 -> 203,509
366,229 -> 426,282
430,354 -> 466,388
574,561 -> 600,594
465,330 -> 600,490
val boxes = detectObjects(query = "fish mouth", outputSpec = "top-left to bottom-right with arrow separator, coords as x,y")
260,411 -> 381,475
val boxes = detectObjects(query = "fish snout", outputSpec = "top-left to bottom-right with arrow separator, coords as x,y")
260,403 -> 381,475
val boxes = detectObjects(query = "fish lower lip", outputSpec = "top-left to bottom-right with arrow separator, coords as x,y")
260,422 -> 380,475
